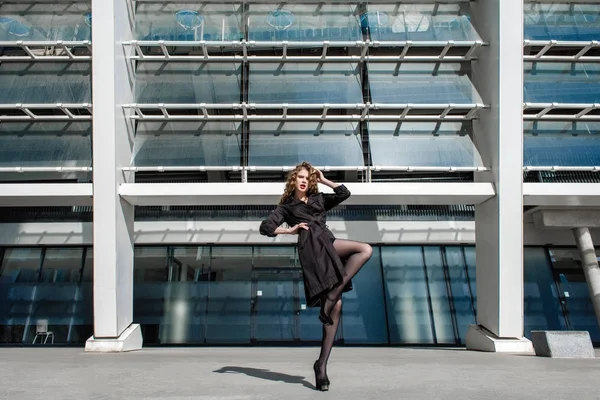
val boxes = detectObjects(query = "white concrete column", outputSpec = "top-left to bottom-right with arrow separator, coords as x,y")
466,0 -> 532,352
572,227 -> 600,330
85,0 -> 142,352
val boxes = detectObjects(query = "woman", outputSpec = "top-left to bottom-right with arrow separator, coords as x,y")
259,161 -> 372,392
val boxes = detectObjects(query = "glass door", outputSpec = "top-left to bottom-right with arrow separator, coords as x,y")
251,246 -> 299,342
252,268 -> 299,342
549,248 -> 600,343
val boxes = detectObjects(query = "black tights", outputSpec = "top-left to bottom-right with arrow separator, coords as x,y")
316,239 -> 372,379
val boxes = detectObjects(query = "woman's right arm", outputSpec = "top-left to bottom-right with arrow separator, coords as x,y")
259,206 -> 308,237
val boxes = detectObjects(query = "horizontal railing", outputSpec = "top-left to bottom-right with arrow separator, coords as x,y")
0,40 -> 92,61
0,103 -> 92,121
523,103 -> 600,121
524,40 -> 600,62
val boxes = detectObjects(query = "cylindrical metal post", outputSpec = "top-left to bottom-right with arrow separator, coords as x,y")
572,227 -> 600,329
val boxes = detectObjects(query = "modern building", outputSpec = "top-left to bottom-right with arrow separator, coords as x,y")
1,0 -> 599,351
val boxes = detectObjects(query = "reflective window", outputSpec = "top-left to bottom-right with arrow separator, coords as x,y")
549,248 -> 600,343
423,247 -> 454,344
136,63 -> 242,104
368,63 -> 482,104
133,122 -> 242,167
205,247 -> 252,343
0,122 -> 92,169
134,247 -> 168,282
524,122 -> 600,167
524,63 -> 600,104
0,247 -> 92,345
249,122 -> 363,166
369,122 -> 484,167
135,3 -> 243,41
342,247 -> 388,344
40,248 -> 83,283
247,3 -> 361,42
523,247 -> 567,338
363,3 -> 481,41
0,2 -> 91,41
444,247 -> 476,343
524,3 -> 600,41
381,246 -> 434,344
249,63 -> 362,104
463,246 -> 477,311
0,248 -> 42,283
0,63 -> 91,103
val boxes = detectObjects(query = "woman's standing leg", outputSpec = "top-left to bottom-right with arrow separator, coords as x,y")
315,298 -> 342,390
321,239 -> 372,319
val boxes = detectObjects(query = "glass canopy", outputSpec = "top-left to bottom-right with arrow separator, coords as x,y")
369,122 -> 484,167
132,122 -> 242,167
524,62 -> 600,103
524,2 -> 600,41
248,122 -> 363,166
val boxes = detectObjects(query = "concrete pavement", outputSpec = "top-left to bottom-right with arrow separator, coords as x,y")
0,347 -> 599,400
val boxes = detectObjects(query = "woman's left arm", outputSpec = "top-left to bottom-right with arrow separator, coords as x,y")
316,169 -> 351,211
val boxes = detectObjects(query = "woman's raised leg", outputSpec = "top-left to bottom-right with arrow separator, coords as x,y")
321,239 -> 372,321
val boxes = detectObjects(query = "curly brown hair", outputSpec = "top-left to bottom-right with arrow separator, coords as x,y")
279,162 -> 319,204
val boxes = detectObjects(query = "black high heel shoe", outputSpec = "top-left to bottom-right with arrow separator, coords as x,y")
313,360 -> 330,392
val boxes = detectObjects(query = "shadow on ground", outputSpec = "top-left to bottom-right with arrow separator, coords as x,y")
213,366 -> 316,390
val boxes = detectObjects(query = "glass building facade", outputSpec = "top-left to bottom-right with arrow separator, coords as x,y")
1,0 -> 600,349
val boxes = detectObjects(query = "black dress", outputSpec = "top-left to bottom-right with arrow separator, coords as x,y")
259,184 -> 352,307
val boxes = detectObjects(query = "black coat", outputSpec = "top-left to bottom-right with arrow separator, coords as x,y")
259,184 -> 352,307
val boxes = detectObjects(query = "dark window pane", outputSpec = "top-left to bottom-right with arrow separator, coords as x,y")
382,246 -> 434,344
342,247 -> 388,344
524,247 -> 567,338
136,63 -> 242,104
445,247 -> 476,344
549,248 -> 600,343
0,63 -> 91,103
249,63 -> 362,104
368,63 -> 482,104
369,122 -> 483,167
423,247 -> 455,344
133,122 -> 242,167
205,247 -> 251,343
0,248 -> 42,283
249,122 -> 363,166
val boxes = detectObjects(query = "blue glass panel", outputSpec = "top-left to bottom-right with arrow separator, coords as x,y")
463,246 -> 477,311
0,247 -> 92,344
248,63 -> 362,104
524,121 -> 600,166
382,246 -> 434,344
368,63 -> 482,104
524,63 -> 600,103
136,63 -> 241,104
135,3 -> 242,41
0,3 -> 91,41
524,3 -> 600,41
0,63 -> 91,103
205,247 -> 251,344
523,247 -> 567,339
423,247 -> 455,344
364,4 -> 481,41
549,248 -> 600,343
0,122 -> 92,168
445,247 -> 476,344
248,4 -> 361,42
248,122 -> 363,166
342,247 -> 388,344
133,122 -> 242,167
369,122 -> 484,167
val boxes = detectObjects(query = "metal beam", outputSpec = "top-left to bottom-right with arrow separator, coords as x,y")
0,183 -> 93,206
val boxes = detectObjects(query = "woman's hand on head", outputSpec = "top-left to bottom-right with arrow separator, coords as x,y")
288,223 -> 309,234
314,168 -> 325,183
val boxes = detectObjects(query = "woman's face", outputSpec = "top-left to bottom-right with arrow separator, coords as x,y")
294,168 -> 310,195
